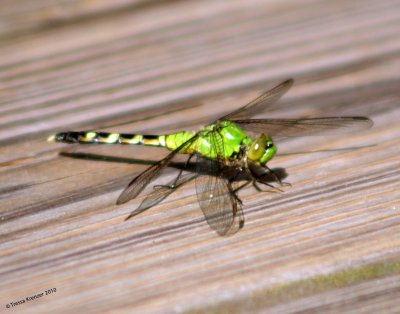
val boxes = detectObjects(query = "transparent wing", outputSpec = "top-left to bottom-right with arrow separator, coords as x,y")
225,180 -> 245,236
195,131 -> 244,236
117,135 -> 198,205
195,157 -> 244,235
219,79 -> 293,121
232,117 -> 373,138
125,171 -> 198,220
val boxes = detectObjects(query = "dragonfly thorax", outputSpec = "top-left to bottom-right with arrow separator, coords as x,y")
247,133 -> 276,165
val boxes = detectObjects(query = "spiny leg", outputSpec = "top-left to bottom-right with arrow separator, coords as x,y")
232,180 -> 251,194
246,162 -> 284,192
227,178 -> 244,205
250,167 -> 284,193
253,179 -> 283,193
263,165 -> 291,187
226,165 -> 254,205
154,154 -> 194,190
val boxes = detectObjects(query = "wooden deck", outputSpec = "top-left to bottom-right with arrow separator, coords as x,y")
1,0 -> 400,313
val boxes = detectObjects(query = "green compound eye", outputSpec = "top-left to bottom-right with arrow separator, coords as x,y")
259,141 -> 276,165
248,134 -> 268,161
247,133 -> 276,165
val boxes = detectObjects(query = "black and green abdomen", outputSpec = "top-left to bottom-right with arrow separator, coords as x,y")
50,131 -> 168,147
49,130 -> 197,151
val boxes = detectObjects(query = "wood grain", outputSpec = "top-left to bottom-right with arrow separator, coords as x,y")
1,0 -> 399,313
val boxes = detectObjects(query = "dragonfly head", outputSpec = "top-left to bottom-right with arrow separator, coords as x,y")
247,133 -> 276,165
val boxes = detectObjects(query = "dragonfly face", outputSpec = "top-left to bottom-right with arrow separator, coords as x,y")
247,133 -> 276,166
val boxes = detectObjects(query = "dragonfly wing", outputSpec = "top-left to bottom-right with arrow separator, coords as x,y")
225,180 -> 245,236
195,157 -> 244,235
117,135 -> 198,205
125,171 -> 198,220
232,117 -> 373,138
195,131 -> 244,235
219,79 -> 293,121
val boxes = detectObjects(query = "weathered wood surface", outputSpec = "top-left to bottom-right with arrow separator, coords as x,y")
1,0 -> 400,313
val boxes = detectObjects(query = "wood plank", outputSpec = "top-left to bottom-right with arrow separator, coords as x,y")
1,0 -> 399,313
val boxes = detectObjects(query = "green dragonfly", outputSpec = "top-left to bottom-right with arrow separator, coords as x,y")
49,79 -> 373,235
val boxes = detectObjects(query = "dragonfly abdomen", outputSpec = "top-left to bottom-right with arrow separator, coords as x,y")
49,131 -> 167,147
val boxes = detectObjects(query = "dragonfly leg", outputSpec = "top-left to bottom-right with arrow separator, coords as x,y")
227,167 -> 253,204
253,179 -> 283,193
264,165 -> 291,187
227,180 -> 244,205
247,162 -> 285,192
154,154 -> 194,190
232,180 -> 251,194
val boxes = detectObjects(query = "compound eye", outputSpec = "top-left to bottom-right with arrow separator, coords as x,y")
248,135 -> 267,161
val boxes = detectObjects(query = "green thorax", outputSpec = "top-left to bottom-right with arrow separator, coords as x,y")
164,121 -> 251,159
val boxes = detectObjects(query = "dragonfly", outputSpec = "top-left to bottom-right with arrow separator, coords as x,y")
49,79 -> 373,235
